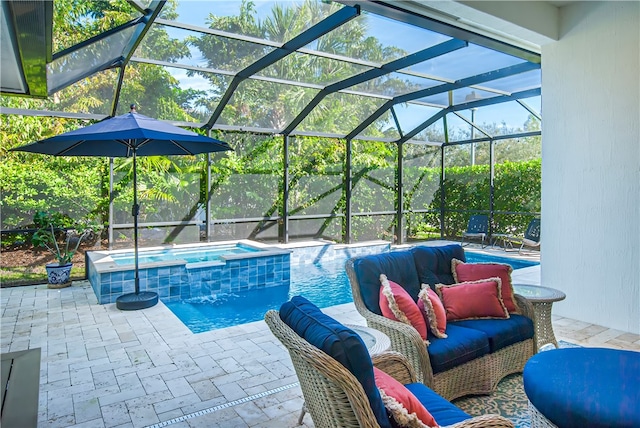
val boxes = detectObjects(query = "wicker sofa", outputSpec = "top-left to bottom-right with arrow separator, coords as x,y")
265,296 -> 514,428
345,244 -> 537,401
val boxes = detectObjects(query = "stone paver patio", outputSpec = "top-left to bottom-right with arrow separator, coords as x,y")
2,279 -> 362,428
2,249 -> 638,428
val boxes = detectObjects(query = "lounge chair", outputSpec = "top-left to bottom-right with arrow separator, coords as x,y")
493,218 -> 541,254
265,299 -> 514,428
460,214 -> 489,248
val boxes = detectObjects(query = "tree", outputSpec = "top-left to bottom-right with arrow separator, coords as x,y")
187,0 -> 417,133
0,98 -> 104,229
1,0 -> 207,231
1,0 -> 543,246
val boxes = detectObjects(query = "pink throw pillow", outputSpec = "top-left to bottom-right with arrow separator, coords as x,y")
373,367 -> 439,428
451,259 -> 519,313
435,278 -> 510,321
379,274 -> 428,340
417,286 -> 447,338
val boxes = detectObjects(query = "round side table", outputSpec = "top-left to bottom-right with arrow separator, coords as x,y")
346,324 -> 391,355
513,284 -> 566,350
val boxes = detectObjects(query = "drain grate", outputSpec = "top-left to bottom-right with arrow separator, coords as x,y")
145,382 -> 300,427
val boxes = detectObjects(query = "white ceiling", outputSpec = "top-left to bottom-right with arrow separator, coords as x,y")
390,0 -> 569,52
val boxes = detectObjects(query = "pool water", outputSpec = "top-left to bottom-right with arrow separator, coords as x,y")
164,285 -> 292,334
164,251 -> 539,333
164,260 -> 353,333
464,251 -> 537,270
111,243 -> 260,265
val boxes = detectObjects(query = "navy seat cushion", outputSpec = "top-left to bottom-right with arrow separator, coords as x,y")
450,314 -> 534,352
279,296 -> 392,428
405,383 -> 470,426
351,251 -> 421,315
524,348 -> 640,428
427,324 -> 490,374
411,244 -> 466,289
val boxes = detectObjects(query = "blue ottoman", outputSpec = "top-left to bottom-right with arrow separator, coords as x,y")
523,348 -> 640,428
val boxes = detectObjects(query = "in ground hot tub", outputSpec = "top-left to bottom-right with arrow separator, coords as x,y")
86,240 -> 291,304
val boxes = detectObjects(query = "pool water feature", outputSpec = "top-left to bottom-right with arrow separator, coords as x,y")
165,247 -> 539,333
85,240 -> 292,304
165,258 -> 355,333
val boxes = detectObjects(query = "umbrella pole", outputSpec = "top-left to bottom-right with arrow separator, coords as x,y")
116,148 -> 159,310
133,150 -> 140,294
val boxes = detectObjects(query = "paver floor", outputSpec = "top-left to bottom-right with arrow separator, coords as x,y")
2,246 -> 638,427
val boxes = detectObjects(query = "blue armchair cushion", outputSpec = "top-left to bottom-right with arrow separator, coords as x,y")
404,383 -> 471,426
451,314 -> 534,353
279,296 -> 392,428
411,244 -> 466,289
427,324 -> 490,373
351,251 -> 421,315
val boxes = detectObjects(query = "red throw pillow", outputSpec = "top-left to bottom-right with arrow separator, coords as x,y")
451,259 -> 519,313
417,286 -> 447,338
435,278 -> 510,321
373,367 -> 439,428
379,274 -> 428,340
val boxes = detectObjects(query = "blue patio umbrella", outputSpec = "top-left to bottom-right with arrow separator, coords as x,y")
11,106 -> 233,310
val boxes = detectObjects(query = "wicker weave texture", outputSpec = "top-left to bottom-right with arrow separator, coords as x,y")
531,301 -> 558,348
265,310 -> 378,428
528,401 -> 558,428
513,286 -> 565,350
265,310 -> 514,428
488,340 -> 534,388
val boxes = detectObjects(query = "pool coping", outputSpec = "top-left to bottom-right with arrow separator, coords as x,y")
86,239 -> 292,273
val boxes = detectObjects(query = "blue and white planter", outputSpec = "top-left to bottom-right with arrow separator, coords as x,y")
46,263 -> 73,288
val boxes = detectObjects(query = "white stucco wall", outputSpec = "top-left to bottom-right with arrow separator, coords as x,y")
541,1 -> 640,333
457,1 -> 559,41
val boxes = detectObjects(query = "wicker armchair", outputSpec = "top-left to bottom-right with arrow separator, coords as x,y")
346,258 -> 537,401
264,310 -> 514,428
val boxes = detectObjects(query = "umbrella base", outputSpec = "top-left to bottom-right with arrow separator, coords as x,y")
116,291 -> 159,310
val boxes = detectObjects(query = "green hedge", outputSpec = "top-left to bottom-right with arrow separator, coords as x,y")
2,134 -> 540,245
413,158 -> 541,239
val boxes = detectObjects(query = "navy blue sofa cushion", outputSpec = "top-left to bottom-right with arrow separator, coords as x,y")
410,244 -> 466,289
451,314 -> 534,353
404,383 -> 470,426
351,251 -> 421,315
524,348 -> 640,428
427,324 -> 490,373
279,296 -> 392,428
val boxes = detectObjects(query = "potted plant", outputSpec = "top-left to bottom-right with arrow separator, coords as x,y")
31,211 -> 97,288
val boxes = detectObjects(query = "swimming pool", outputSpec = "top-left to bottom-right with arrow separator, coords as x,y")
165,249 -> 539,333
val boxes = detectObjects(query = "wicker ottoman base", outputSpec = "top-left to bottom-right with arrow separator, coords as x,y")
528,401 -> 557,428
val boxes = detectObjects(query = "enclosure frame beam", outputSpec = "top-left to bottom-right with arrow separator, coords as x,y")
396,142 -> 404,245
345,138 -> 353,244
283,39 -> 467,135
282,135 -> 290,244
204,5 -> 360,130
346,62 -> 539,141
110,0 -> 166,116
489,139 -> 496,237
